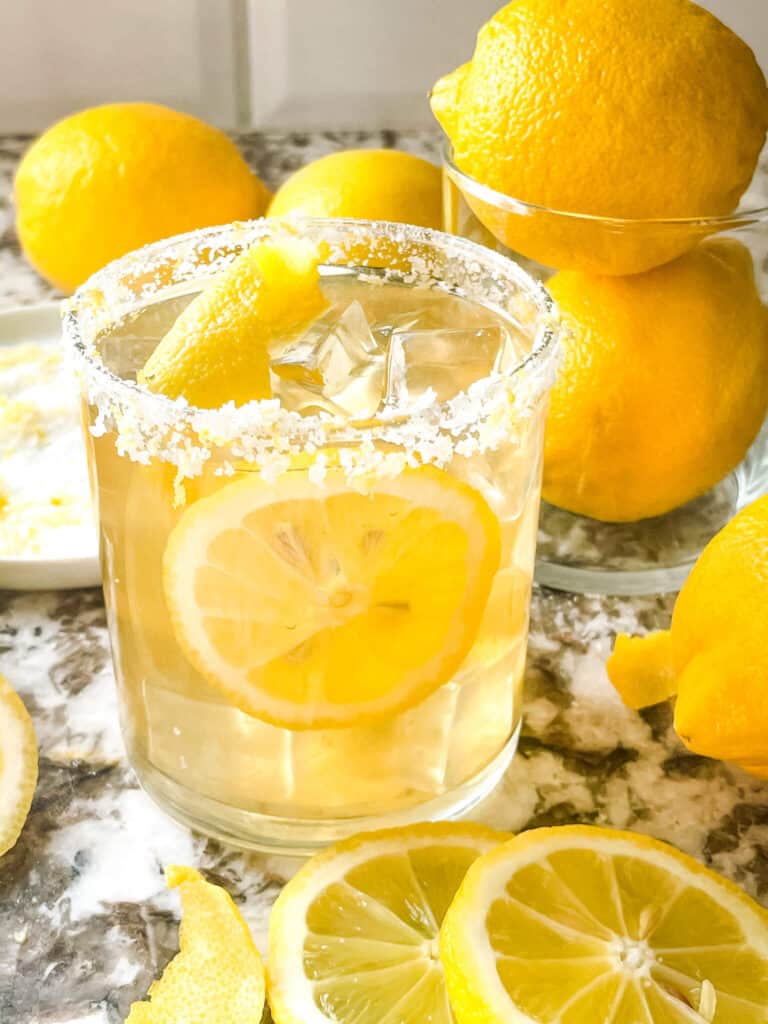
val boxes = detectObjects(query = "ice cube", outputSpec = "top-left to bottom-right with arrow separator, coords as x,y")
370,309 -> 423,347
269,376 -> 347,418
271,301 -> 386,418
383,324 -> 521,408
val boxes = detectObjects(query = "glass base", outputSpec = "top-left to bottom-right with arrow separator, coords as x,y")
535,424 -> 768,596
128,723 -> 520,856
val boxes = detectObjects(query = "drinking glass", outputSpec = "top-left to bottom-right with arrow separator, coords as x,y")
64,218 -> 558,852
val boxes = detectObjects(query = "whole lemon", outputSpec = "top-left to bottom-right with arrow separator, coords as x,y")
609,494 -> 768,778
432,0 -> 768,274
15,103 -> 269,293
543,239 -> 768,522
267,149 -> 442,228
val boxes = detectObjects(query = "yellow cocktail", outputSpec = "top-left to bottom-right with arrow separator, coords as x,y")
65,219 -> 558,852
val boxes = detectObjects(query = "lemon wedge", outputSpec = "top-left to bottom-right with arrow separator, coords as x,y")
125,865 -> 265,1024
0,673 -> 37,858
162,464 -> 500,729
139,235 -> 328,408
440,825 -> 768,1023
267,822 -> 506,1024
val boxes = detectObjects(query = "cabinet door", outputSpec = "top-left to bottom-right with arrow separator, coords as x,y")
0,0 -> 239,132
1,0 -> 765,133
243,0 -> 500,129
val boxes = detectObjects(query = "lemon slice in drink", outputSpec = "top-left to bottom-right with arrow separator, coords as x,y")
125,865 -> 265,1024
163,465 -> 500,729
267,822 -> 507,1024
440,825 -> 768,1023
0,673 -> 38,858
139,235 -> 328,408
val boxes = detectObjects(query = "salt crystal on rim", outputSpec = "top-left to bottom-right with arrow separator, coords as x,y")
62,218 -> 559,487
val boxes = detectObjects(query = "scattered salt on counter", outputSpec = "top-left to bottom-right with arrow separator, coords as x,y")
0,341 -> 96,558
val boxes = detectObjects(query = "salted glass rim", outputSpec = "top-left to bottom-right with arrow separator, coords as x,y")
443,143 -> 768,228
62,216 -> 560,435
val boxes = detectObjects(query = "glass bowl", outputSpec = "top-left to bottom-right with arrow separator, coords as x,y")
443,145 -> 768,596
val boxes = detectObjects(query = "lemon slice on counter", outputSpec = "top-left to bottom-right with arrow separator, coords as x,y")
162,464 -> 500,729
125,866 -> 265,1024
0,673 -> 38,858
440,825 -> 768,1024
267,822 -> 506,1024
139,235 -> 328,408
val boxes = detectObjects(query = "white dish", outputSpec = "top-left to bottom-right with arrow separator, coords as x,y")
0,302 -> 101,591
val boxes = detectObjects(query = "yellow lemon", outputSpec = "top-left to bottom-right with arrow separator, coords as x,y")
125,865 -> 265,1024
267,822 -> 507,1024
432,0 -> 768,274
543,240 -> 768,522
609,494 -> 768,779
441,825 -> 768,1023
0,673 -> 37,858
139,236 -> 327,408
15,103 -> 269,293
268,149 -> 442,229
162,464 -> 500,729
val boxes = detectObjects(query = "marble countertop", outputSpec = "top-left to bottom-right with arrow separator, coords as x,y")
1,131 -> 767,1024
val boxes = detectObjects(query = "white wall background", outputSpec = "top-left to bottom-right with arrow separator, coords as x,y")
244,0 -> 502,129
0,0 -> 242,131
0,0 -> 766,132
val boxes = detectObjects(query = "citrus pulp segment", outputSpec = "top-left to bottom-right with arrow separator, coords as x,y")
0,673 -> 38,857
162,465 -> 501,729
267,822 -> 507,1024
124,865 -> 265,1024
440,825 -> 768,1023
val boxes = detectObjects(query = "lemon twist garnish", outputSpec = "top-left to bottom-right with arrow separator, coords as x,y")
125,865 -> 265,1024
139,236 -> 328,409
0,673 -> 37,858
